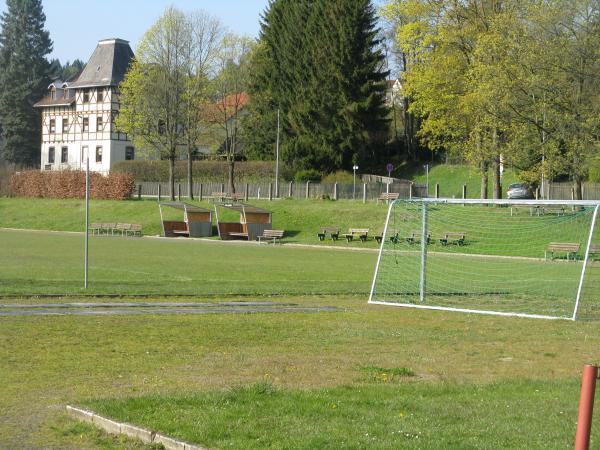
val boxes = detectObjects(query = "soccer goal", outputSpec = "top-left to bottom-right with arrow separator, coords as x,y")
369,199 -> 600,320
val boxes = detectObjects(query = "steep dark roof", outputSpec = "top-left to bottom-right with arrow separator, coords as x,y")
69,38 -> 134,88
34,97 -> 76,108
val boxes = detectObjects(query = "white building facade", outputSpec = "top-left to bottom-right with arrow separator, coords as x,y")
35,38 -> 136,173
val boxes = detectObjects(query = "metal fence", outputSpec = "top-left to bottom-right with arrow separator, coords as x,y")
136,180 -> 600,201
137,181 -> 427,201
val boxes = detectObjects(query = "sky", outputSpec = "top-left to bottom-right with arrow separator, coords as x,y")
0,0 -> 269,63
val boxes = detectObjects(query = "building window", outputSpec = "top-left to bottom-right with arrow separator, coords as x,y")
62,117 -> 68,133
97,89 -> 103,103
50,87 -> 56,100
48,147 -> 55,163
82,117 -> 89,132
49,119 -> 56,133
61,146 -> 68,163
96,116 -> 103,132
125,146 -> 135,160
83,89 -> 90,103
96,146 -> 103,163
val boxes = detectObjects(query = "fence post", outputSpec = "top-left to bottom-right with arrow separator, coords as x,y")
268,183 -> 273,201
409,183 -> 413,200
435,183 -> 440,199
157,184 -> 161,202
289,181 -> 293,198
245,183 -> 249,201
535,187 -> 539,200
198,183 -> 203,201
333,182 -> 338,201
306,181 -> 310,199
362,183 -> 367,204
137,184 -> 141,200
220,183 -> 225,194
177,183 -> 181,201
572,187 -> 575,201
462,184 -> 467,200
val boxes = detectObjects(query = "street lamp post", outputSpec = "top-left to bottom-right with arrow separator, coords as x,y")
353,165 -> 359,200
275,108 -> 280,198
85,153 -> 89,288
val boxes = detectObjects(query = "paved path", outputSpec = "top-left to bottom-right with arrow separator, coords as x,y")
0,301 -> 341,317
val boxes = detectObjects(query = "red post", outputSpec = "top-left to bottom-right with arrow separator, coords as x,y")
574,364 -> 598,450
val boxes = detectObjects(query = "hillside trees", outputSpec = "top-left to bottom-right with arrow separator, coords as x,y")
246,0 -> 389,175
384,0 -> 600,198
0,0 -> 52,166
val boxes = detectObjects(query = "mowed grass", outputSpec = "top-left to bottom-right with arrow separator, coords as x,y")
0,229 -> 375,296
1,228 -> 600,448
2,296 -> 600,449
85,380 -> 588,449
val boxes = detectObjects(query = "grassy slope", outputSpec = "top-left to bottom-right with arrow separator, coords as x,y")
0,197 -> 390,245
400,163 -> 520,198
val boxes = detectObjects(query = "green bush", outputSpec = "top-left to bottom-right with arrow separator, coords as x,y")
111,160 -> 292,183
588,157 -> 600,182
294,169 -> 322,182
321,170 -> 354,184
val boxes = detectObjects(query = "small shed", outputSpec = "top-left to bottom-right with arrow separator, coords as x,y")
159,202 -> 212,238
214,203 -> 272,240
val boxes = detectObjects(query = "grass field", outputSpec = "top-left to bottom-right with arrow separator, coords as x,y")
1,205 -> 600,448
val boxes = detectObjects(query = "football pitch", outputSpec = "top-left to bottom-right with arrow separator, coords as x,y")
1,228 -> 599,449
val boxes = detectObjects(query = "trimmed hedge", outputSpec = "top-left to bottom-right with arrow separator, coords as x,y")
111,160 -> 293,182
10,170 -> 135,200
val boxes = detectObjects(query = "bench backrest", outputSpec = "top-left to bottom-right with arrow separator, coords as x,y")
130,224 -> 142,232
116,223 -> 131,230
443,232 -> 465,239
409,230 -> 430,238
349,228 -> 370,234
262,229 -> 284,238
90,223 -> 102,228
321,226 -> 339,233
212,192 -> 227,197
589,244 -> 600,253
547,242 -> 580,251
378,192 -> 399,200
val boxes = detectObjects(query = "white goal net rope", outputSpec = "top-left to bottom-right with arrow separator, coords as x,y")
369,199 -> 600,320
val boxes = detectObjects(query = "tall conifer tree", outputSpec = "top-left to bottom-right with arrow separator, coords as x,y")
246,0 -> 388,172
0,0 -> 52,166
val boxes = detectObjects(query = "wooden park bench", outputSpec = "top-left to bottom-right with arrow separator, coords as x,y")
545,242 -> 580,261
227,192 -> 245,202
405,230 -> 431,245
588,244 -> 600,261
101,223 -> 117,235
90,223 -> 102,235
541,207 -> 566,216
377,192 -> 400,204
257,229 -> 284,244
344,228 -> 370,242
208,192 -> 228,202
317,226 -> 340,241
126,223 -> 143,237
439,232 -> 466,246
115,223 -> 132,235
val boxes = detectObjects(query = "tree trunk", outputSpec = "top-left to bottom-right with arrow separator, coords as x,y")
169,155 -> 175,201
480,161 -> 488,199
228,159 -> 235,194
187,149 -> 194,200
574,178 -> 583,200
491,129 -> 501,199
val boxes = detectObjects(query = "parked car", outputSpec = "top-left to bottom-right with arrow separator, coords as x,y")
507,182 -> 533,199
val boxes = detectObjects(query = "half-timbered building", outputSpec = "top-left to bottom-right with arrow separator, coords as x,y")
34,38 -> 136,173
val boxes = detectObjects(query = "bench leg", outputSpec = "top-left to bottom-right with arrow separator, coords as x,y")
318,233 -> 325,241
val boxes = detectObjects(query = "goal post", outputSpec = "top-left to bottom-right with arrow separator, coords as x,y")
369,198 -> 600,321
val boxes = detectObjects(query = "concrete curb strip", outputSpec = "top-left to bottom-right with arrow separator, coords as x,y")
66,405 -> 206,450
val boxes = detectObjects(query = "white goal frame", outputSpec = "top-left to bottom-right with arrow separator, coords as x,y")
369,198 -> 600,321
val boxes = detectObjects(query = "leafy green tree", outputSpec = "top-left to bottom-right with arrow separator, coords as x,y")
116,7 -> 188,200
0,0 -> 52,166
